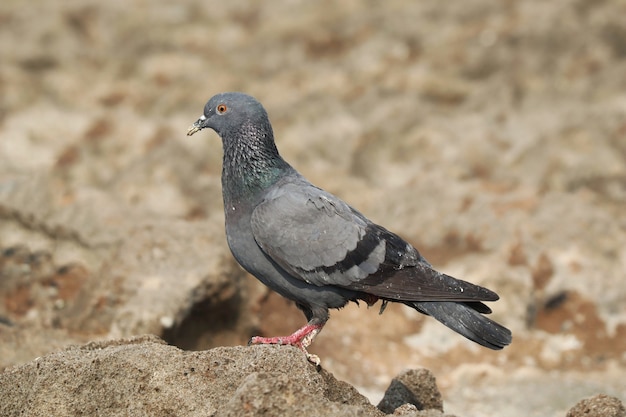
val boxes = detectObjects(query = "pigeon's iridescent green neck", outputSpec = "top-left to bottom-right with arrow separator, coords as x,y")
221,120 -> 292,202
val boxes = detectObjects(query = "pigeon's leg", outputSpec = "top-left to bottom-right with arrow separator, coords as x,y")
249,304 -> 327,365
249,322 -> 324,364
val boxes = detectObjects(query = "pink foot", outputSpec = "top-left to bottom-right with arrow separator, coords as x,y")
249,323 -> 324,365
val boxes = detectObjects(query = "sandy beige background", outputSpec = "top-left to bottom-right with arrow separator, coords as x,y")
1,1 -> 625,416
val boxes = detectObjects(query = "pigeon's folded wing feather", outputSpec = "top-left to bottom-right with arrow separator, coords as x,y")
251,182 -> 378,287
251,181 -> 499,303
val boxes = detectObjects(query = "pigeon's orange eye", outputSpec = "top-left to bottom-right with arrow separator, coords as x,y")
217,104 -> 228,114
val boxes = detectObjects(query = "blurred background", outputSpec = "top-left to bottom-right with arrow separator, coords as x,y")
1,0 -> 625,416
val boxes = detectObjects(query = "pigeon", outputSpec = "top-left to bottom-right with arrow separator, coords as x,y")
187,92 -> 512,364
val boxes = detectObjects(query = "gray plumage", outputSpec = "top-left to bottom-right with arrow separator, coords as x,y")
188,92 -> 511,362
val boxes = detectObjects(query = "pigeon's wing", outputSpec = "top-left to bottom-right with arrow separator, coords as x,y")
251,180 -> 498,302
251,181 -> 378,287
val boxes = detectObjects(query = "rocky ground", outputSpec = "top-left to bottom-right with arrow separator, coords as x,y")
1,0 -> 625,416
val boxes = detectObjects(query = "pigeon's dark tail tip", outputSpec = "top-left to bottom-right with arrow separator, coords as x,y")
412,301 -> 512,350
479,324 -> 513,350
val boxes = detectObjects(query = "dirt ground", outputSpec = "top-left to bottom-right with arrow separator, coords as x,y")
1,1 -> 625,416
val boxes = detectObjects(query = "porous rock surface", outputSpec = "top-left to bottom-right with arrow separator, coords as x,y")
0,335 -> 438,417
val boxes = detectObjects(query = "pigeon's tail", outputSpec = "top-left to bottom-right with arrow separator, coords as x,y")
410,301 -> 512,350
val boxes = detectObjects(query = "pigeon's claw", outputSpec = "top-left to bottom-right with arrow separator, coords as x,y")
249,323 -> 324,365
305,353 -> 321,367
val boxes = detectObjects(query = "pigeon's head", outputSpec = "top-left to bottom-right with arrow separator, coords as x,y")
187,92 -> 270,139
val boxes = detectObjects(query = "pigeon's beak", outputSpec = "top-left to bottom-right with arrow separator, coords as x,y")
186,115 -> 207,136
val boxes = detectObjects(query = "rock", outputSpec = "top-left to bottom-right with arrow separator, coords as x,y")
0,335 -> 385,417
391,403 -> 453,417
566,394 -> 626,417
378,369 -> 444,414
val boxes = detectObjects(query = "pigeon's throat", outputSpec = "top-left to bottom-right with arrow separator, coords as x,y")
221,130 -> 291,199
